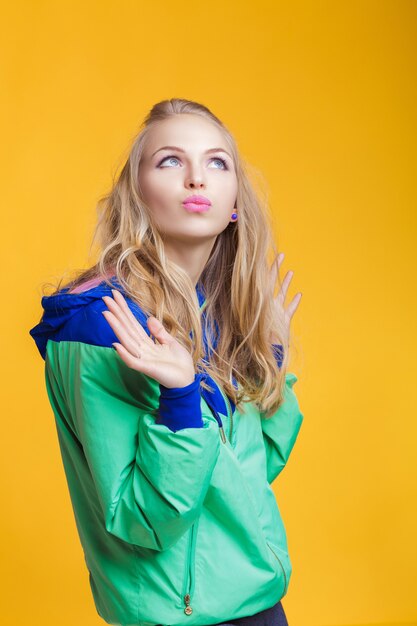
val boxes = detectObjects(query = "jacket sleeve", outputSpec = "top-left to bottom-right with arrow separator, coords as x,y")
45,341 -> 220,551
261,372 -> 304,484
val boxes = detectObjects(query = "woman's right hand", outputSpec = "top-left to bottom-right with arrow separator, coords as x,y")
101,289 -> 196,389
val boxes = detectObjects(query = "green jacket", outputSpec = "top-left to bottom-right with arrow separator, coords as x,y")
29,278 -> 304,626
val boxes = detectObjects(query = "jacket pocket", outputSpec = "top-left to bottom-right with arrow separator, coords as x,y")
266,541 -> 291,596
180,518 -> 200,616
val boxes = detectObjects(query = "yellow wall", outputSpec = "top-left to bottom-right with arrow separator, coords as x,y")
3,1 -> 416,625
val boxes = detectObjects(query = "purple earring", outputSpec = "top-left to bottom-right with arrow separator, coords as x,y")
231,211 -> 238,221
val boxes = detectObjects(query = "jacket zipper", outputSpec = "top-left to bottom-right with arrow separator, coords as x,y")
266,542 -> 288,595
180,377 -> 225,616
217,384 -> 234,443
182,519 -> 199,615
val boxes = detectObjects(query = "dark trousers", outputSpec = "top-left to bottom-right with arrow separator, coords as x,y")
156,599 -> 289,626
210,599 -> 289,626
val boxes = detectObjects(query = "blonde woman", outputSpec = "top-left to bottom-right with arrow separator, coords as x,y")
29,98 -> 304,626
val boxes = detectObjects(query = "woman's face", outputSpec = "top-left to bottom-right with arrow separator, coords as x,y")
138,114 -> 238,245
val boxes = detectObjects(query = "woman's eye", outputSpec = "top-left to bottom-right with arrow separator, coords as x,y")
210,157 -> 228,170
157,155 -> 228,170
158,156 -> 181,167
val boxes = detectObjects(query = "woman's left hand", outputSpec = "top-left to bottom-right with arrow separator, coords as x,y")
269,251 -> 302,348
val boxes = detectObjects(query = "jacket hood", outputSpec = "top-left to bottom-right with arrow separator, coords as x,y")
29,276 -> 207,361
28,277 -> 283,419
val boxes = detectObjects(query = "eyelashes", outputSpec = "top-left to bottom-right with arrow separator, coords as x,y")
156,155 -> 229,170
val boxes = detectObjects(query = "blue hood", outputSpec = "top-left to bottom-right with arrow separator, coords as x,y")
29,276 -> 127,360
28,277 -> 238,416
29,276 -> 210,360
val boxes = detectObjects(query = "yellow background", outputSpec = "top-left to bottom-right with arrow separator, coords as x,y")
3,1 -> 416,625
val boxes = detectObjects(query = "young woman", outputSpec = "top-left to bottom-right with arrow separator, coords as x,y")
29,98 -> 304,626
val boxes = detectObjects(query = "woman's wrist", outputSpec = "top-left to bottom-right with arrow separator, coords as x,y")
156,373 -> 205,432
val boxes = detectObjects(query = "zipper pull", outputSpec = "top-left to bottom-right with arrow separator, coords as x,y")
201,389 -> 228,444
184,593 -> 193,615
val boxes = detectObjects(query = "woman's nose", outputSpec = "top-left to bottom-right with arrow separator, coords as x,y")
187,179 -> 205,189
185,166 -> 206,189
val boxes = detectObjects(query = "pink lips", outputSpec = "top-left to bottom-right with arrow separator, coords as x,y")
183,194 -> 211,212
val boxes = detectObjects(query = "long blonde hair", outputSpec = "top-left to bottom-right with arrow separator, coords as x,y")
44,98 -> 292,418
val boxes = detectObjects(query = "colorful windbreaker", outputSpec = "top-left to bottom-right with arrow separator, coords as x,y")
29,277 -> 304,626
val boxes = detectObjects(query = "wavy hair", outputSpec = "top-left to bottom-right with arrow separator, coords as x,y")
43,98 -> 293,418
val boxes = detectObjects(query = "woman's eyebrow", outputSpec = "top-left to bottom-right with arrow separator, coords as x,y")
151,145 -> 232,159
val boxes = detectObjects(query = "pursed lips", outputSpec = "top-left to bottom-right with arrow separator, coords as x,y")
182,195 -> 211,212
